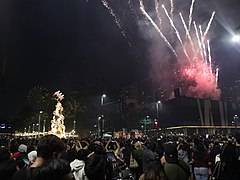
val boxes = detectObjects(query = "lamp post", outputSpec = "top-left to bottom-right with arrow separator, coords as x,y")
99,94 -> 106,136
32,124 -> 35,133
144,116 -> 149,135
101,94 -> 106,106
43,119 -> 46,134
156,101 -> 161,120
73,120 -> 76,137
97,116 -> 101,137
38,111 -> 43,136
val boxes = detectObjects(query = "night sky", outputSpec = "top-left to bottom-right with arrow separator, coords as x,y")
0,0 -> 240,122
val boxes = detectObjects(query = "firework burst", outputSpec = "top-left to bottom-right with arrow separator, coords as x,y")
103,0 -> 221,100
139,0 -> 220,99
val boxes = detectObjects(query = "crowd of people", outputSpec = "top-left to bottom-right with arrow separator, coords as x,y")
0,132 -> 240,180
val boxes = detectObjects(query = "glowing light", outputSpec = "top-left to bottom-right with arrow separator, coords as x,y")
232,35 -> 240,42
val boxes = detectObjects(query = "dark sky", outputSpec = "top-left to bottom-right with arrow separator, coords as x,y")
0,0 -> 240,121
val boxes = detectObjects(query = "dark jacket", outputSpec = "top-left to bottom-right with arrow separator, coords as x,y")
85,154 -> 107,180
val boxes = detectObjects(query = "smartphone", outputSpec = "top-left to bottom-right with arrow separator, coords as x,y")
106,152 -> 117,162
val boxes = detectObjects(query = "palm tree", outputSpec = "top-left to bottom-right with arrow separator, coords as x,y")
63,97 -> 85,131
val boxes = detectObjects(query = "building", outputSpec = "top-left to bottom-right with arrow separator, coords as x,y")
120,77 -> 240,134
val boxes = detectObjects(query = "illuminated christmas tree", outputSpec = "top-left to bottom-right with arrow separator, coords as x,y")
49,90 -> 66,138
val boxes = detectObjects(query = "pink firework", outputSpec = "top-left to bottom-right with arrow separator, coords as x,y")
180,59 -> 220,99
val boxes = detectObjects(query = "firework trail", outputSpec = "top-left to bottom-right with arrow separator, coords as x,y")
169,0 -> 174,39
101,0 -> 132,47
188,0 -> 195,31
128,0 -> 139,20
169,0 -> 174,20
199,25 -> 207,62
162,4 -> 191,62
179,12 -> 195,53
193,21 -> 204,60
154,0 -> 162,29
215,68 -> 219,87
207,40 -> 212,75
203,12 -> 215,37
139,1 -> 179,59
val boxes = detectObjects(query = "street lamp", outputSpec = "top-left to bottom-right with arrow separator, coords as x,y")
97,116 -> 102,137
101,94 -> 106,106
100,94 -> 106,136
32,124 -> 35,133
156,101 -> 161,120
38,111 -> 43,136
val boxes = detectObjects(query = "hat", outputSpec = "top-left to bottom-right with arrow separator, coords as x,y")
12,151 -> 21,158
134,141 -> 142,149
28,150 -> 37,162
18,144 -> 27,153
164,143 -> 178,163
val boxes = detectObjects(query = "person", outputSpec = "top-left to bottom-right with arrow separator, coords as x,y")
85,144 -> 109,180
139,161 -> 164,180
163,143 -> 190,180
192,140 -> 211,180
13,134 -> 65,180
33,158 -> 74,180
70,149 -> 89,180
235,132 -> 240,174
219,136 -> 239,179
0,146 -> 18,180
15,144 -> 29,169
132,141 -> 143,179
122,139 -> 132,167
142,141 -> 160,173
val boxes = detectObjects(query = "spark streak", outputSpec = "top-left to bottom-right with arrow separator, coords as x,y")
139,2 -> 179,59
203,12 -> 216,37
162,4 -> 191,62
179,12 -> 195,53
194,21 -> 204,60
154,0 -> 162,29
169,0 -> 174,20
199,25 -> 207,62
215,68 -> 219,87
207,40 -> 212,77
101,0 -> 132,46
188,0 -> 195,31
